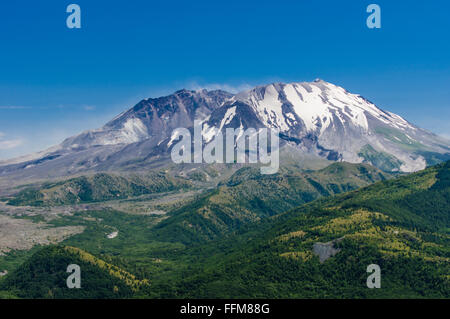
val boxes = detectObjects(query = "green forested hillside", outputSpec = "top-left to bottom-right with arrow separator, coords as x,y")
150,163 -> 391,243
5,172 -> 190,206
160,161 -> 449,298
0,245 -> 148,299
0,162 -> 448,299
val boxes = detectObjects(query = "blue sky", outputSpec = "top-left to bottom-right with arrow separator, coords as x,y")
0,0 -> 449,159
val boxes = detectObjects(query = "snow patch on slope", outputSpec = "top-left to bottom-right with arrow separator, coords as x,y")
168,128 -> 186,148
219,106 -> 237,131
202,122 -> 219,143
247,84 -> 289,132
99,118 -> 148,145
284,83 -> 331,132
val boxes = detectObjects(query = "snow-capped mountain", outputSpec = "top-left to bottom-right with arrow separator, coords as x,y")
204,79 -> 450,172
61,88 -> 232,149
1,80 -> 449,179
0,89 -> 232,178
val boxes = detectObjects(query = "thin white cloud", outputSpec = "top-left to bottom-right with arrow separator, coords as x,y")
0,138 -> 23,150
83,105 -> 96,111
0,106 -> 31,109
0,132 -> 24,150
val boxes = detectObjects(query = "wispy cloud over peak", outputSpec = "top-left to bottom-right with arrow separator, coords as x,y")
185,82 -> 254,94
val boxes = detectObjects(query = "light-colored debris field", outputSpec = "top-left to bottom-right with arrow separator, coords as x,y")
0,215 -> 84,255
